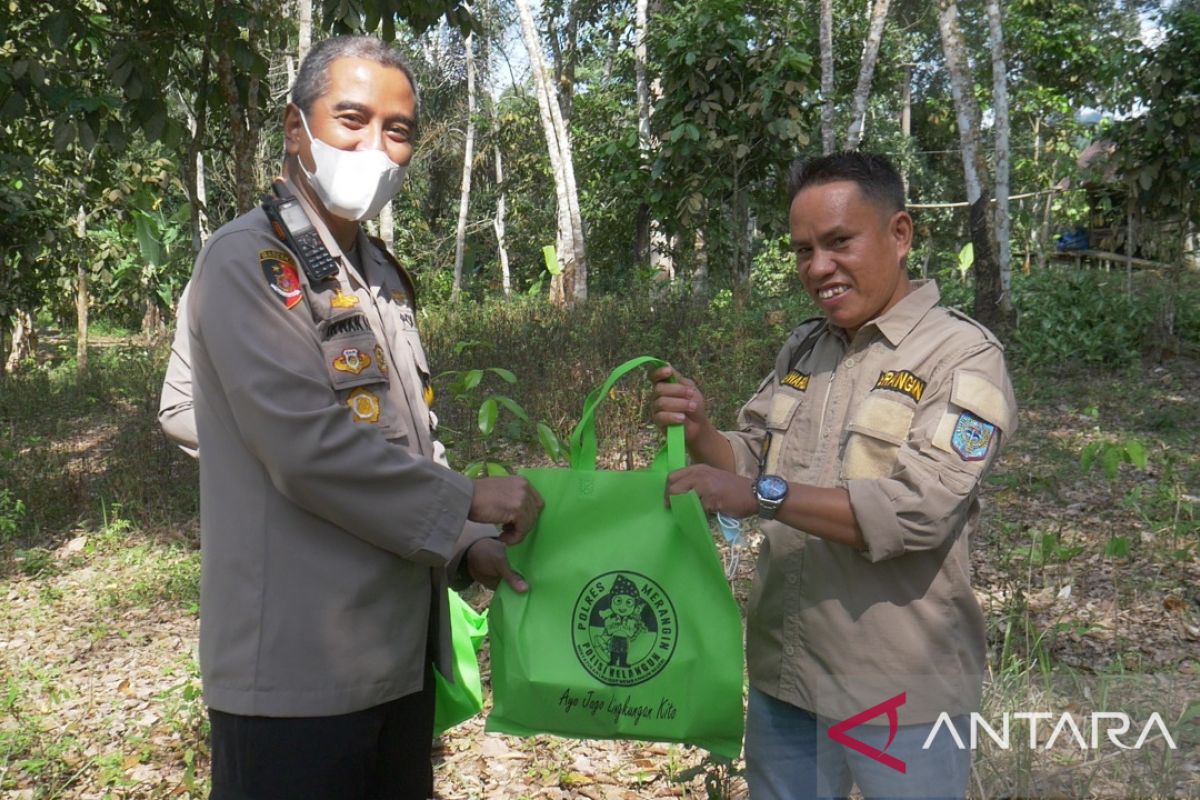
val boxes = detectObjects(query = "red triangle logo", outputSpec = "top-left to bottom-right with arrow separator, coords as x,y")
826,692 -> 907,774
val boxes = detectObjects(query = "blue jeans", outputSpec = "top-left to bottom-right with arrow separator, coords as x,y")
745,687 -> 971,800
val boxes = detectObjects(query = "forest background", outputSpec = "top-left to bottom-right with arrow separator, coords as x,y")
2,0 -> 1200,797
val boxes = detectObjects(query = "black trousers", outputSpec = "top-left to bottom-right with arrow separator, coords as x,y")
208,668 -> 436,800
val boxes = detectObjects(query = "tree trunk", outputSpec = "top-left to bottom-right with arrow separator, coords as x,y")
514,0 -> 586,304
378,201 -> 394,250
4,309 -> 36,374
142,298 -> 160,337
636,0 -> 672,285
179,67 -> 210,256
692,226 -> 708,297
819,0 -> 835,154
213,10 -> 264,214
493,141 -> 511,296
452,32 -> 477,303
297,0 -> 312,62
732,165 -> 751,309
986,0 -> 1013,316
76,204 -> 89,377
845,0 -> 891,150
937,0 -> 1004,332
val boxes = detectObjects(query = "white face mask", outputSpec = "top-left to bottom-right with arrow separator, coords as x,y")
297,110 -> 408,221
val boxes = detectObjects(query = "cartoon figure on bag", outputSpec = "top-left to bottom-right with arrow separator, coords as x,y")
596,574 -> 650,667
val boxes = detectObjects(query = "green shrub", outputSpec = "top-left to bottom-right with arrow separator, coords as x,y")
1009,268 -> 1197,366
421,291 -> 818,466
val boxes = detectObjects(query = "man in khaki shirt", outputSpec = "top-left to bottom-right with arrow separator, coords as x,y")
653,153 -> 1015,799
176,36 -> 542,799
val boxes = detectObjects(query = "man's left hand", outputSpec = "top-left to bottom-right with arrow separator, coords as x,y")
666,464 -> 758,518
465,537 -> 529,593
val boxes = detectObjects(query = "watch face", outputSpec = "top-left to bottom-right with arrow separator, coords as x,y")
757,475 -> 789,502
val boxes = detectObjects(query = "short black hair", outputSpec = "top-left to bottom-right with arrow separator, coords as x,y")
788,152 -> 906,215
291,35 -> 419,131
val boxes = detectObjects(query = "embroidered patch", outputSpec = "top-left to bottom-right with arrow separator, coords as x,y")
374,345 -> 388,376
874,369 -> 927,403
331,288 -> 359,309
260,249 -> 302,309
333,348 -> 371,375
347,387 -> 381,423
950,411 -> 996,462
781,370 -> 810,391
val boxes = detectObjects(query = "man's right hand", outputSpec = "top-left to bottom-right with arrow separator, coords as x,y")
650,364 -> 737,472
650,365 -> 713,443
469,476 -> 543,545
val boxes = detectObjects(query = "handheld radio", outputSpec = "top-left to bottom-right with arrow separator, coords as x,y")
262,192 -> 339,282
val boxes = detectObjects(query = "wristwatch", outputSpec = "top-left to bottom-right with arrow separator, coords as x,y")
753,475 -> 789,520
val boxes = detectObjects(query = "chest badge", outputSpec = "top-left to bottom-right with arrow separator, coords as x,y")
259,249 -> 303,310
331,288 -> 360,309
346,387 -> 381,423
374,345 -> 388,377
951,411 -> 996,462
333,348 -> 371,375
874,369 -> 927,403
781,370 -> 810,391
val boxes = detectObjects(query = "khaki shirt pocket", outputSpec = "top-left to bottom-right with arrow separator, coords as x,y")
840,393 -> 915,481
763,387 -> 807,474
930,370 -> 1011,494
320,330 -> 407,439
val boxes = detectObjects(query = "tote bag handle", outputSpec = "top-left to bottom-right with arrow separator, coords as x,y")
568,356 -> 684,473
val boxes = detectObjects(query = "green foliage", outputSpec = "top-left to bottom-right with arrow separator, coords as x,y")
1080,438 -> 1148,481
1008,269 -> 1198,367
0,490 -> 27,544
421,291 -> 818,460
648,0 -> 815,289
434,353 -> 563,477
1109,5 -> 1200,230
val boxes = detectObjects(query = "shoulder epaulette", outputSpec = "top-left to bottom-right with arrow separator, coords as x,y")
785,316 -> 828,372
945,306 -> 1003,348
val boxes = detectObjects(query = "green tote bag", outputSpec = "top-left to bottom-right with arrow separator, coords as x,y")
486,356 -> 745,758
433,589 -> 488,735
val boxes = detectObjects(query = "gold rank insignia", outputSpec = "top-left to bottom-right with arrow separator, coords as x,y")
331,288 -> 360,309
423,383 -> 435,407
374,345 -> 388,376
346,387 -> 381,423
259,250 -> 303,310
873,369 -> 927,403
781,370 -> 810,391
333,348 -> 371,375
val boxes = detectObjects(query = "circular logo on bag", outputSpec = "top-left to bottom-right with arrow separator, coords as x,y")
572,571 -> 677,687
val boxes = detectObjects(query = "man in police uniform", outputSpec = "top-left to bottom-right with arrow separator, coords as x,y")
176,36 -> 542,799
652,153 -> 1016,799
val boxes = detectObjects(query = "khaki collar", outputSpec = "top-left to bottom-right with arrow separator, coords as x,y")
858,279 -> 941,347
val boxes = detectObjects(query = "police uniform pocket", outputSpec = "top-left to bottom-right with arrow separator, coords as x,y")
320,330 -> 406,437
321,329 -> 388,391
400,329 -> 435,409
841,394 -> 914,481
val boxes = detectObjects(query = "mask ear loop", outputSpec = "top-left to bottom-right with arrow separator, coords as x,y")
716,512 -> 743,581
294,109 -> 322,184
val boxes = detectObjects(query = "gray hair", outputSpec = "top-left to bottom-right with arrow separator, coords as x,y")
291,36 -> 420,131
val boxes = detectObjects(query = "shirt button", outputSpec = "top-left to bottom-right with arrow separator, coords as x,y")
787,572 -> 799,585
784,644 -> 796,656
844,357 -> 855,368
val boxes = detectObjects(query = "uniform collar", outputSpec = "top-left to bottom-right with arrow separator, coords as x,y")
857,279 -> 941,347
